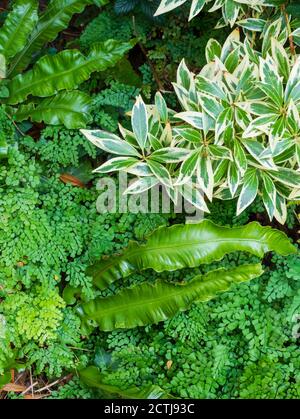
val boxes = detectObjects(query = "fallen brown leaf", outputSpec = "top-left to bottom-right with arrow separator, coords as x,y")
2,383 -> 27,393
166,360 -> 173,370
60,174 -> 85,188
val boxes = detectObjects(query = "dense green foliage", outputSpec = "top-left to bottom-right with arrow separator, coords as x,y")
83,249 -> 300,399
0,138 -> 171,380
83,25 -> 300,223
0,0 -> 133,128
0,0 -> 299,400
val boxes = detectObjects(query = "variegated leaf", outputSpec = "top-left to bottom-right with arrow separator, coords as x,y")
261,172 -> 276,221
237,168 -> 258,215
154,0 -> 188,16
258,56 -> 283,107
271,38 -> 289,82
199,94 -> 224,120
224,46 -> 241,72
147,159 -> 173,188
177,150 -> 200,183
175,111 -> 203,129
233,139 -> 247,175
269,116 -> 286,151
220,28 -> 240,62
150,147 -> 190,163
268,167 -> 300,188
80,129 -> 141,157
223,0 -> 240,27
173,127 -> 202,144
132,96 -> 149,150
196,75 -> 226,100
93,157 -> 139,173
262,18 -> 283,57
274,192 -> 287,225
180,183 -> 210,212
237,18 -> 266,32
215,107 -> 234,144
213,159 -> 229,185
148,134 -> 162,151
291,28 -> 300,47
289,188 -> 300,200
126,162 -> 153,177
227,162 -> 240,197
155,92 -> 168,124
177,59 -> 194,91
205,38 -> 222,63
197,155 -> 214,201
124,177 -> 159,194
208,144 -> 232,161
189,0 -> 206,21
242,114 -> 279,138
285,56 -> 300,102
242,139 -> 277,170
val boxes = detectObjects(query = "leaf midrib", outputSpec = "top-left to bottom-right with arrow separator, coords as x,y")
89,282 -> 198,319
8,0 -> 91,76
0,3 -> 36,56
21,101 -> 87,115
95,236 -> 269,277
10,53 -> 110,102
89,270 -> 252,319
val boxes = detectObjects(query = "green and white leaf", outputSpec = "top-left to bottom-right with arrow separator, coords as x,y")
268,167 -> 300,188
176,59 -> 194,91
208,145 -> 232,161
125,162 -> 153,177
237,168 -> 259,215
131,96 -> 149,150
197,155 -> 214,201
223,0 -> 240,27
179,183 -> 210,212
237,18 -> 265,32
291,28 -> 300,47
258,56 -> 283,107
173,127 -> 202,144
154,0 -> 188,16
227,162 -> 240,197
243,114 -> 279,138
242,139 -> 277,170
261,172 -> 276,221
177,150 -> 200,183
199,94 -> 224,119
147,159 -> 173,188
196,75 -> 226,100
233,139 -> 247,175
189,0 -> 206,20
175,111 -> 203,129
215,107 -> 234,144
155,92 -> 168,124
271,37 -> 289,82
80,129 -> 141,157
150,147 -> 190,163
124,177 -> 160,194
93,157 -> 139,173
274,192 -> 287,225
285,56 -> 300,101
205,38 -> 222,63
